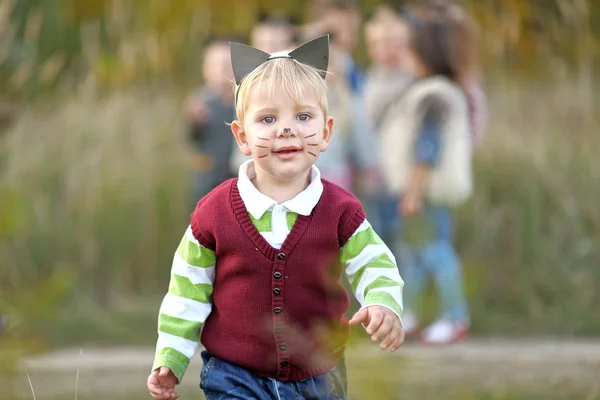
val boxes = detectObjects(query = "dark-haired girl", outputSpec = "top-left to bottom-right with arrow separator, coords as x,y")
378,1 -> 484,344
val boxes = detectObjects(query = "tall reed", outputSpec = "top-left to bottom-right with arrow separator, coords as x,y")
1,76 -> 598,334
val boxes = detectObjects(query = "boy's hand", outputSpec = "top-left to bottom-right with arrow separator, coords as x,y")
147,367 -> 179,400
349,306 -> 405,352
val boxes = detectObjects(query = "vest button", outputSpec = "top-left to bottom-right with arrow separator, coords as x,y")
274,306 -> 282,313
273,271 -> 282,279
277,252 -> 286,260
280,361 -> 289,367
279,343 -> 287,350
275,328 -> 283,334
273,288 -> 281,295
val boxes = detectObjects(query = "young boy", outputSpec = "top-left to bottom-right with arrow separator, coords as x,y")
148,36 -> 405,400
185,36 -> 236,208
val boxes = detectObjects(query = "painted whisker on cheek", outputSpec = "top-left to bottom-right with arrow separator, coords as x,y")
305,133 -> 317,139
256,137 -> 270,158
307,151 -> 317,157
307,143 -> 319,147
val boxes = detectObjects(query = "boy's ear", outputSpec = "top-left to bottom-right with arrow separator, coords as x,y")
231,121 -> 252,156
320,116 -> 334,153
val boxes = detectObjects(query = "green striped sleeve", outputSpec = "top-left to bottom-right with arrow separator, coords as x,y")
168,274 -> 213,304
176,231 -> 216,268
341,220 -> 404,317
153,226 -> 216,383
152,347 -> 191,383
159,314 -> 203,342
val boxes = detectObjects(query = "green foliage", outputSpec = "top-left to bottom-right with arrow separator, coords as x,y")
0,90 -> 190,307
455,81 -> 600,335
0,186 -> 26,238
40,297 -> 161,347
0,77 -> 598,344
0,268 -> 75,399
0,0 -> 598,100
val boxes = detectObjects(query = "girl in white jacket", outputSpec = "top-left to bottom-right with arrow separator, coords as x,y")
377,1 -> 484,344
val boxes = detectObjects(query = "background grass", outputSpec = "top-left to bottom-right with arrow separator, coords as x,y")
1,77 -> 598,399
0,0 -> 598,347
2,78 -> 598,348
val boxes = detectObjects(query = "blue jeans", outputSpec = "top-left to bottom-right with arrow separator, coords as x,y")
200,351 -> 347,400
394,204 -> 469,323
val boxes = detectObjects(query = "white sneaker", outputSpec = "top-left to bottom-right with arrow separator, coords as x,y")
420,317 -> 469,344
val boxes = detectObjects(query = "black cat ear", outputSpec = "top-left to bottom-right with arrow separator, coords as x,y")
230,35 -> 329,86
230,42 -> 271,86
288,35 -> 329,79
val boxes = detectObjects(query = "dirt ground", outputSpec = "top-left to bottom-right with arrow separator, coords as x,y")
9,338 -> 600,400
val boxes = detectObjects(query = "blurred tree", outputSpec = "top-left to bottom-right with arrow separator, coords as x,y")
0,0 -> 597,101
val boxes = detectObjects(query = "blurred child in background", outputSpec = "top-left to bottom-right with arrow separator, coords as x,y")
364,6 -> 413,127
406,1 -> 488,147
302,0 -> 364,94
314,42 -> 355,191
377,0 -> 483,344
251,12 -> 298,54
311,38 -> 377,196
185,37 -> 236,208
303,0 -> 385,202
362,5 -> 413,249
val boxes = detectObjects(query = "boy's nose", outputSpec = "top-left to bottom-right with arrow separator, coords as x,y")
278,127 -> 296,138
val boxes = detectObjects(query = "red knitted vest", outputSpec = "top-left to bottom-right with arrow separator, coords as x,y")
190,178 -> 365,381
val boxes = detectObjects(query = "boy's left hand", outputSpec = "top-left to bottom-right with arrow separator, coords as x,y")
349,306 -> 405,352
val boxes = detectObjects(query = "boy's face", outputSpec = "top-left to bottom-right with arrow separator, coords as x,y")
232,88 -> 333,182
366,20 -> 409,70
251,25 -> 294,54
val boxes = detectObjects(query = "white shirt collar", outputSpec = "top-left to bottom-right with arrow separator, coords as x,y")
237,160 -> 324,219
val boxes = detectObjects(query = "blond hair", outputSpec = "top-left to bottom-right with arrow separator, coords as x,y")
234,55 -> 329,123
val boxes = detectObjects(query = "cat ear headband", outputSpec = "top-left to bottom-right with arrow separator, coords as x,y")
230,34 -> 329,103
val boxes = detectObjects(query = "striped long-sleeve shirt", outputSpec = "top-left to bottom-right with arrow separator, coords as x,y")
152,162 -> 404,381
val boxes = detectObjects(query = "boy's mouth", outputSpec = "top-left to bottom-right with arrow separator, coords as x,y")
274,146 -> 301,154
274,146 -> 302,160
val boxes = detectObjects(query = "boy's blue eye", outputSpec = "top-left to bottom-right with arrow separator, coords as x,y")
298,113 -> 311,121
262,116 -> 275,124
